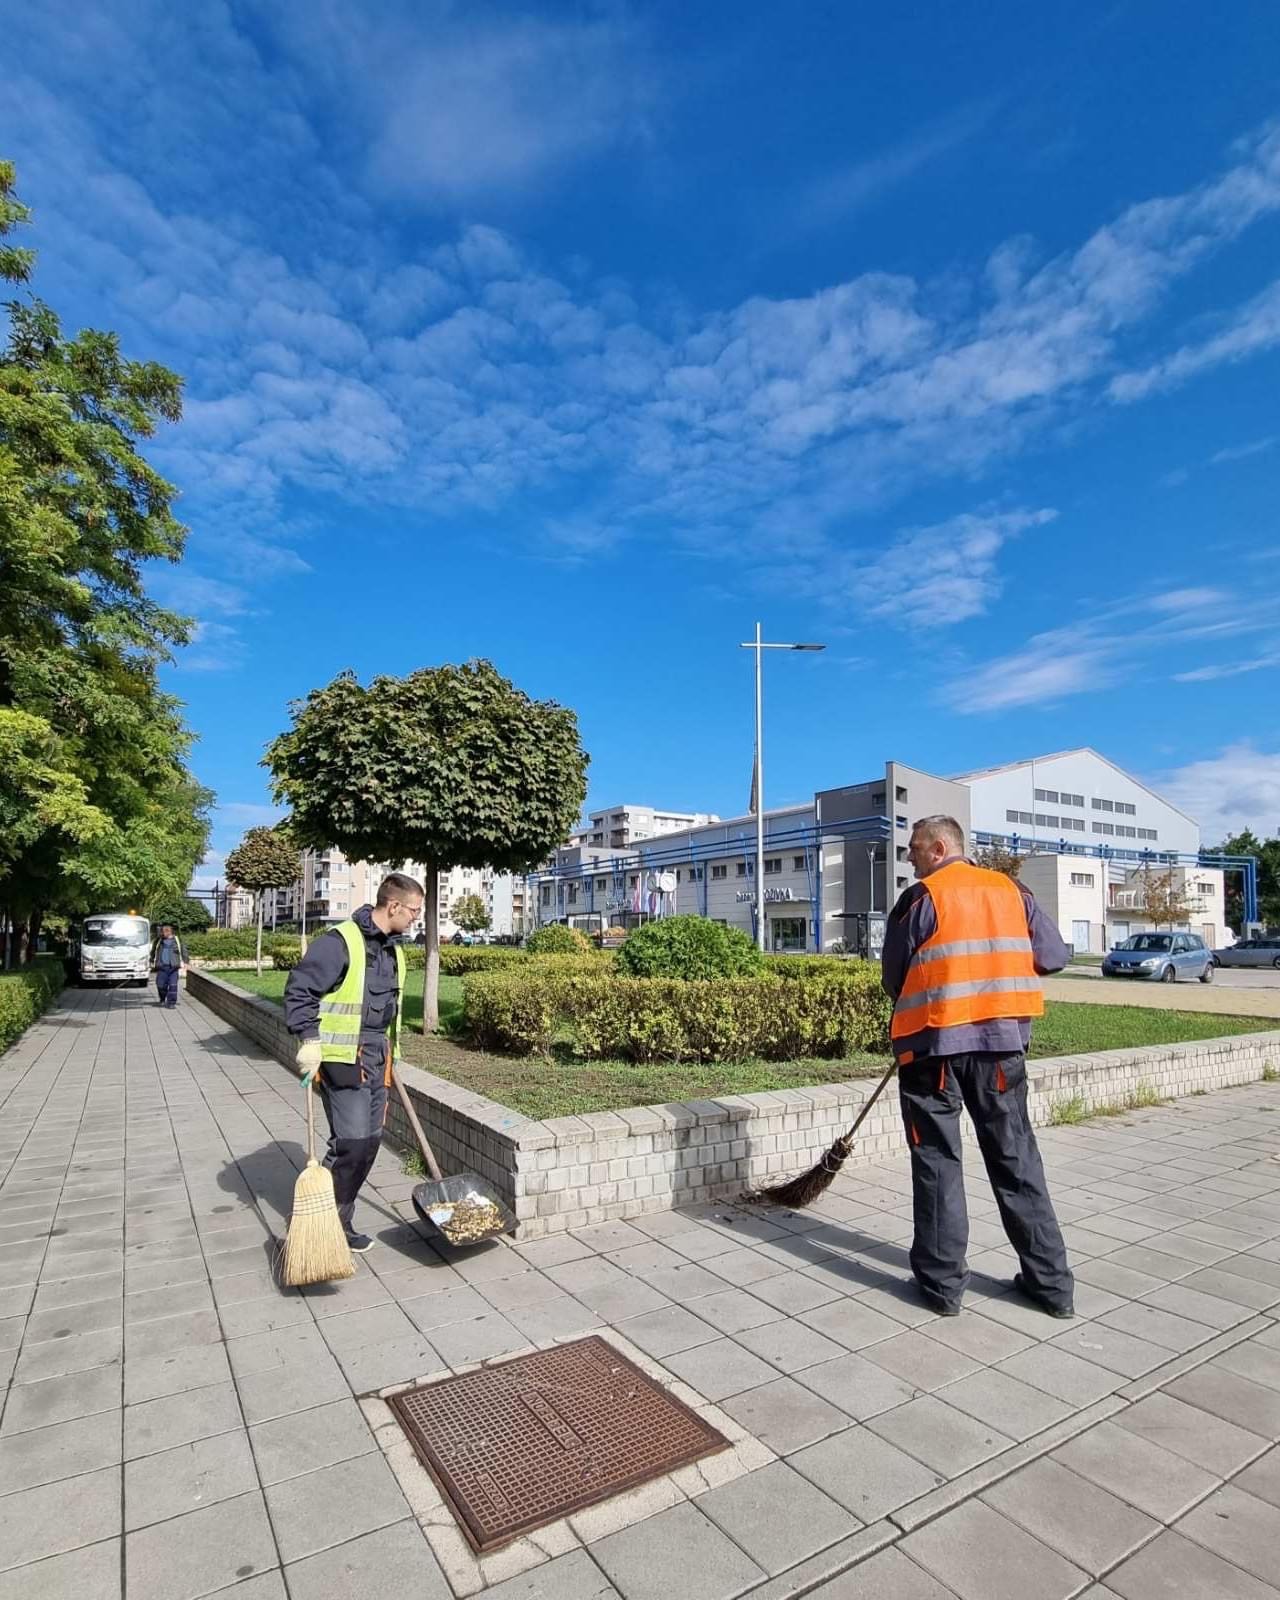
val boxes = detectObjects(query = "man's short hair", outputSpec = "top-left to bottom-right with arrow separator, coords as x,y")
912,815 -> 967,856
376,872 -> 424,908
160,924 -> 174,932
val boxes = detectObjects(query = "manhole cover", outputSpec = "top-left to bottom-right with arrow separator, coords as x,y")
388,1334 -> 729,1552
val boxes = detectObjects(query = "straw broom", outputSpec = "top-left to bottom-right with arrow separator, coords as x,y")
746,1063 -> 897,1210
280,1080 -> 355,1285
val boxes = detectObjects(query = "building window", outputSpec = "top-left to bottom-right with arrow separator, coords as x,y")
896,815 -> 908,830
764,858 -> 782,875
895,785 -> 908,802
1035,788 -> 1059,803
1138,828 -> 1158,841
1091,822 -> 1115,836
736,863 -> 747,877
1006,809 -> 1033,826
541,886 -> 551,906
1034,814 -> 1058,828
567,884 -> 578,902
1070,872 -> 1095,887
712,864 -> 727,879
897,846 -> 908,861
1061,792 -> 1083,807
1116,802 -> 1136,815
629,875 -> 638,887
792,855 -> 806,871
596,877 -> 607,890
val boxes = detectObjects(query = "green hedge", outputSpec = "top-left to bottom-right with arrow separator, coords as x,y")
186,930 -> 302,960
463,962 -> 891,1063
765,954 -> 861,979
0,956 -> 66,1054
618,915 -> 764,979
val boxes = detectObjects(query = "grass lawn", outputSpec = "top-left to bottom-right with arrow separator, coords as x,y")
205,968 -> 1268,1121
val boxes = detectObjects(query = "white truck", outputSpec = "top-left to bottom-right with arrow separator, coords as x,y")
77,914 -> 152,986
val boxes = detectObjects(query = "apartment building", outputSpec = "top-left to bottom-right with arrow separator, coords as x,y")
584,804 -> 720,850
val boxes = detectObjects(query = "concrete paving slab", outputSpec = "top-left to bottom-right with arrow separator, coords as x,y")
695,1459 -> 860,1574
900,1497 -> 1087,1600
789,1426 -> 944,1521
1105,1527 -> 1280,1600
592,1501 -> 766,1600
124,1428 -> 258,1530
1052,1419 -> 1219,1521
981,1456 -> 1159,1575
123,1489 -> 278,1600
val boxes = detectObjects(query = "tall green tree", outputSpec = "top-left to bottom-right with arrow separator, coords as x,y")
1213,830 -> 1280,932
266,661 -> 588,1028
145,894 -> 213,934
225,827 -> 301,974
0,160 -> 210,957
451,893 -> 490,934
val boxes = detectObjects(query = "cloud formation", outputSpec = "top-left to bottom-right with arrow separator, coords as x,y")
1155,744 -> 1280,843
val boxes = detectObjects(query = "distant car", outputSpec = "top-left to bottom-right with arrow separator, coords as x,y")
1212,937 -> 1280,970
1102,932 -> 1213,983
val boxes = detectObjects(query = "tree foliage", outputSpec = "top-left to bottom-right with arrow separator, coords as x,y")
225,827 -> 300,975
1140,868 -> 1193,929
451,893 -> 489,932
266,660 -> 589,1027
617,915 -> 765,980
0,160 -> 210,958
1213,830 -> 1280,932
975,843 -> 1025,880
146,894 -> 213,933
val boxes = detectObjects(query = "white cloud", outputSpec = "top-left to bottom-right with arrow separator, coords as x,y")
1173,650 -> 1280,682
1210,436 -> 1276,465
1110,276 -> 1280,402
942,585 -> 1279,713
848,507 -> 1057,624
794,99 -> 998,227
1153,744 -> 1280,842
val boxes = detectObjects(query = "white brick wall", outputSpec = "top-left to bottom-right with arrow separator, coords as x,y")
189,971 -> 1280,1241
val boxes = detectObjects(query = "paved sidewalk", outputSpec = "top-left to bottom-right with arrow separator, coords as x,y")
1,988 -> 1278,1600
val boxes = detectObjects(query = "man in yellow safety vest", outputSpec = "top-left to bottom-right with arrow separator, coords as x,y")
284,872 -> 423,1252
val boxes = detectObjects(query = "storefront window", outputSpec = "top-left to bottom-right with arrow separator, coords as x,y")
771,916 -> 807,953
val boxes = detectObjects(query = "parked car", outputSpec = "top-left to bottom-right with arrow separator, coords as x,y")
1101,932 -> 1214,983
1212,937 -> 1280,970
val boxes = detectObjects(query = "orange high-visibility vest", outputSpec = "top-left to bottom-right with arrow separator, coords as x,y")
890,861 -> 1043,1046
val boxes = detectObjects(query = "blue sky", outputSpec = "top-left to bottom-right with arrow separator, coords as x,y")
5,1 -> 1279,885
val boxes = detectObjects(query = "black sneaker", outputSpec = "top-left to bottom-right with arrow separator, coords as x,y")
344,1232 -> 374,1254
1011,1273 -> 1074,1319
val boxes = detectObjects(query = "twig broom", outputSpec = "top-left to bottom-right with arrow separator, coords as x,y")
746,1064 -> 897,1210
280,1080 -> 355,1286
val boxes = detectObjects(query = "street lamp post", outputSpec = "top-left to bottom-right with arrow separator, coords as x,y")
740,623 -> 826,950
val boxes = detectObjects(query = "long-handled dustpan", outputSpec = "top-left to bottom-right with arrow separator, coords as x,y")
390,1061 -> 515,1247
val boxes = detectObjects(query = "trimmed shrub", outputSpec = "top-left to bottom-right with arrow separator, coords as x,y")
525,924 -> 591,956
271,941 -> 303,971
618,915 -> 765,980
462,960 -> 891,1064
765,954 -> 858,979
438,946 -> 530,976
0,956 -> 66,1054
186,930 -> 301,960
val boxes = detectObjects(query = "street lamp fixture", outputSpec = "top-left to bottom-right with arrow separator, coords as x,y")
739,624 -> 827,950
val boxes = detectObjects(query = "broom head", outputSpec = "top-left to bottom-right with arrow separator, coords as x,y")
281,1158 -> 355,1285
745,1133 -> 853,1211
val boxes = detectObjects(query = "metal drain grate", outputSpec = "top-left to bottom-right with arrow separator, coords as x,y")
388,1334 -> 729,1552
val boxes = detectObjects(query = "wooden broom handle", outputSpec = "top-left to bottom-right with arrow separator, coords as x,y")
839,1063 -> 898,1149
305,1078 -> 317,1164
390,1061 -> 445,1183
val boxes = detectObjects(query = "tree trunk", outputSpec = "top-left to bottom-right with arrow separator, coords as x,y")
255,894 -> 264,976
424,859 -> 440,1032
27,908 -> 42,963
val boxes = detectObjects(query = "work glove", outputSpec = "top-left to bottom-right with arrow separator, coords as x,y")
296,1039 -> 323,1088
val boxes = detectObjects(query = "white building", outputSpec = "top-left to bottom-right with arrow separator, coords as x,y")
583,804 -> 720,851
527,749 -> 1237,956
956,748 -> 1199,858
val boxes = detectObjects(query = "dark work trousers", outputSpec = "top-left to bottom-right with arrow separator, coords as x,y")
318,1041 -> 389,1233
155,967 -> 180,1007
898,1051 -> 1073,1312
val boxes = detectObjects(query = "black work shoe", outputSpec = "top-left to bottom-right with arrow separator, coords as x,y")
1011,1273 -> 1074,1319
917,1283 -> 961,1317
344,1232 -> 374,1254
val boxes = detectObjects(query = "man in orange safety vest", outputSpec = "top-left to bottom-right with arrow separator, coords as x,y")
882,814 -> 1075,1319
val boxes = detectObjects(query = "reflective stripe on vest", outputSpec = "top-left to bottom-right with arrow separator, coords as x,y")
891,861 -> 1043,1042
317,921 -> 406,1063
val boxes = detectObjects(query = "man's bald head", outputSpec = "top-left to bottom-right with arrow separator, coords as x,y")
907,815 -> 967,879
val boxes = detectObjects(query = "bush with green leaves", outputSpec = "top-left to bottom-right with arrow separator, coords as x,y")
185,930 -> 300,960
0,956 -> 65,1053
765,953 -> 856,979
270,942 -> 304,971
462,960 -> 890,1063
524,924 -> 591,956
618,915 -> 765,980
438,945 -> 530,975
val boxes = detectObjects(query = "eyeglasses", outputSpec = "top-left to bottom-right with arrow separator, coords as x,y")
393,901 -> 424,918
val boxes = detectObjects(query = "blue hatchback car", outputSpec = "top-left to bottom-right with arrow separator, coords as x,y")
1101,932 -> 1214,983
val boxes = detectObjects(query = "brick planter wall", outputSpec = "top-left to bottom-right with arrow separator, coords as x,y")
188,971 -> 1280,1241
